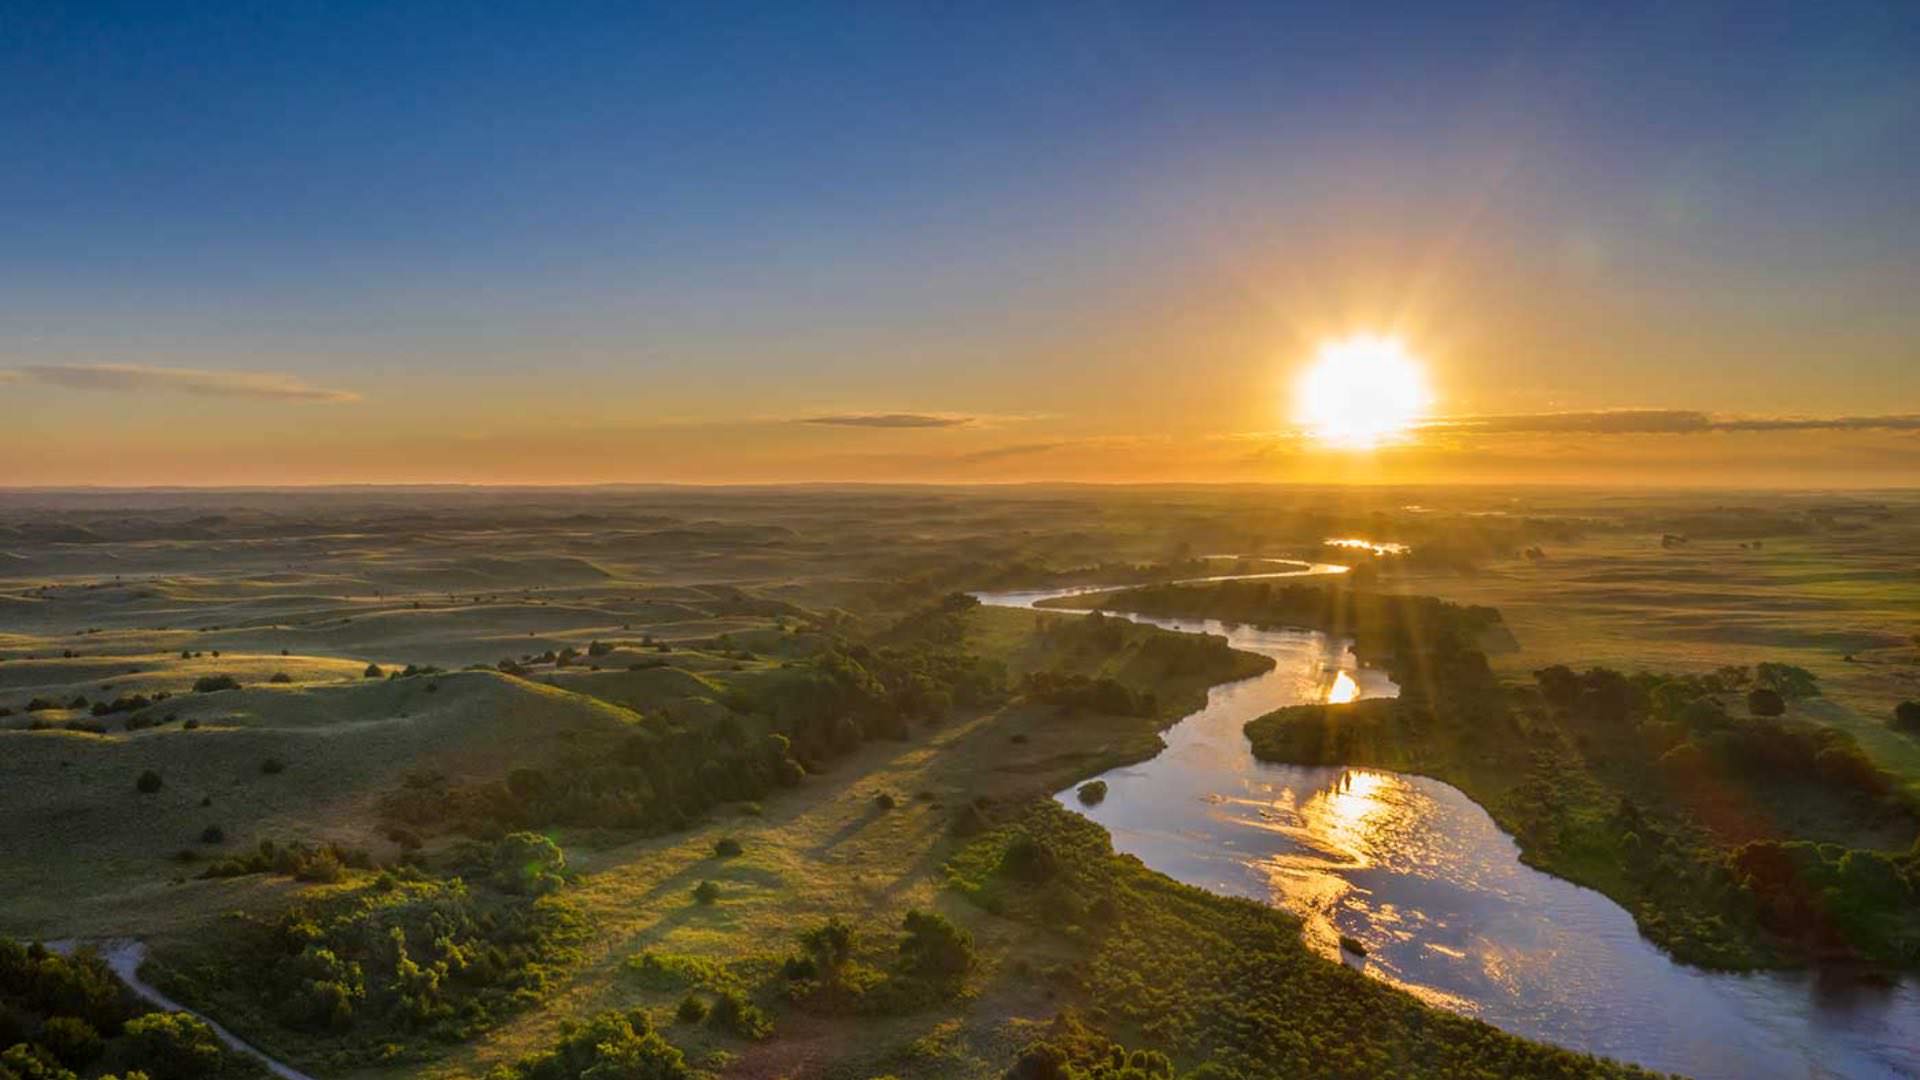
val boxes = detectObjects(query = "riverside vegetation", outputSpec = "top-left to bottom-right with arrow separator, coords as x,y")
1070,579 -> 1920,973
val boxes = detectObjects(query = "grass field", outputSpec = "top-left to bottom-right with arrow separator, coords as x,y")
3,485 -> 1915,1077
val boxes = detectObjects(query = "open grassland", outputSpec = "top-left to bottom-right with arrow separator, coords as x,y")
2,486 -> 1914,1077
1392,522 -> 1920,794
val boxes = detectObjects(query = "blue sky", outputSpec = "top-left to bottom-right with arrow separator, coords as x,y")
3,1 -> 1917,483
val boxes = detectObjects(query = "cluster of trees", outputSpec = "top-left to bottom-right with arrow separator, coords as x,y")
949,803 -> 1648,1078
483,1008 -> 692,1080
386,634 -> 1001,840
149,862 -> 584,1070
200,839 -> 373,883
0,939 -> 252,1080
1020,672 -> 1156,718
1246,652 -> 1918,970
1078,580 -> 1502,705
1005,1011 -> 1181,1080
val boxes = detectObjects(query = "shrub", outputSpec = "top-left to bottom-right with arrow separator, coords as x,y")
122,1011 -> 224,1080
1076,780 -> 1108,805
899,909 -> 973,976
707,988 -> 771,1040
873,792 -> 897,811
260,757 -> 287,775
999,832 -> 1061,883
191,675 -> 239,694
363,664 -> 383,678
713,837 -> 742,857
269,672 -> 292,684
798,917 -> 854,967
200,825 -> 225,845
491,832 -> 567,895
1754,662 -> 1820,699
1747,688 -> 1786,717
1892,701 -> 1920,735
675,993 -> 708,1023
693,880 -> 721,905
37,1015 -> 103,1069
136,770 -> 163,794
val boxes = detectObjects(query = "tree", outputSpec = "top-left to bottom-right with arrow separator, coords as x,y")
1892,701 -> 1920,735
491,832 -> 566,895
899,909 -> 973,976
363,664 -> 383,679
692,880 -> 720,905
190,675 -> 239,694
1747,688 -> 1786,718
136,770 -> 163,794
1754,662 -> 1820,699
120,1013 -> 223,1080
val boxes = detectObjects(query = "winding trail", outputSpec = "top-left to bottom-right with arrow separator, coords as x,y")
47,939 -> 318,1080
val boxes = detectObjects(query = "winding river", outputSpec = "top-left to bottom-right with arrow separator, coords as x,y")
976,567 -> 1920,1080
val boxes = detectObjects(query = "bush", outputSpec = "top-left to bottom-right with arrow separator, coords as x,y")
693,880 -> 721,905
999,832 -> 1061,883
363,664 -> 383,678
269,672 -> 292,684
1892,701 -> 1920,735
1747,688 -> 1786,717
486,1008 -> 693,1080
199,825 -> 225,845
259,758 -> 286,775
674,993 -> 707,1023
1754,662 -> 1820,699
136,770 -> 163,794
1076,780 -> 1108,805
121,1011 -> 224,1080
707,988 -> 771,1040
873,792 -> 897,811
899,909 -> 973,977
191,675 -> 239,694
492,832 -> 567,895
37,1015 -> 103,1069
713,837 -> 742,858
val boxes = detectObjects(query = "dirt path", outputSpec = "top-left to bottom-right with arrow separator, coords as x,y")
46,939 -> 318,1080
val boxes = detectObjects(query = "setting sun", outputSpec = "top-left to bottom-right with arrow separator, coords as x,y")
1294,336 -> 1431,449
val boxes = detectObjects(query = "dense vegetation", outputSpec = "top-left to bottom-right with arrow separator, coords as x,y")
382,607 -> 1006,841
484,1008 -> 693,1080
1,939 -> 259,1080
949,802 -> 1653,1078
1052,580 -> 1502,705
1247,661 -> 1920,970
148,851 -> 585,1072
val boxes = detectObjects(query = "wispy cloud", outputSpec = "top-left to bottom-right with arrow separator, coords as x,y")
800,412 -> 972,428
6,363 -> 359,403
957,441 -> 1064,464
1422,409 -> 1920,436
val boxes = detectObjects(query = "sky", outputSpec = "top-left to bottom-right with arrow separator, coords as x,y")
3,1 -> 1918,486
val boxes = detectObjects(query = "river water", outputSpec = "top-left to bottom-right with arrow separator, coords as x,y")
975,573 -> 1920,1080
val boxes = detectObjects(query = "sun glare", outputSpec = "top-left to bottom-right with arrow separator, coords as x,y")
1294,335 -> 1430,449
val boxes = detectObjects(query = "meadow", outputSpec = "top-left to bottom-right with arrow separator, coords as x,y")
2,485 -> 1915,1078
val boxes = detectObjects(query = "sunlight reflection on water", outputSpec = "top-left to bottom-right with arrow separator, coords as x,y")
974,576 -> 1920,1080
